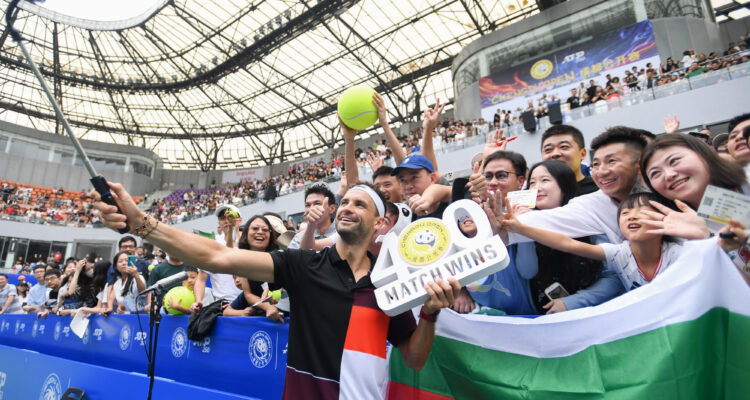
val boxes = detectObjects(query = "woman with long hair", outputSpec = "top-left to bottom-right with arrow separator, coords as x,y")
75,260 -> 113,316
640,133 -> 748,239
232,215 -> 284,322
108,251 -> 146,314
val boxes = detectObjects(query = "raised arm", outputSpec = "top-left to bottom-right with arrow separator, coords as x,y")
420,99 -> 446,172
62,259 -> 86,297
373,92 -> 406,165
341,119 -> 359,188
93,183 -> 275,283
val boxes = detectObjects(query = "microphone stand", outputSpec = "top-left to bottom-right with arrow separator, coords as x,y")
145,289 -> 164,400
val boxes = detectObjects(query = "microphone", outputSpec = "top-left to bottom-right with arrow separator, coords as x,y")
139,271 -> 188,295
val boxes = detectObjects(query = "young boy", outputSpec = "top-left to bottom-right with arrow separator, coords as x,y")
37,269 -> 62,318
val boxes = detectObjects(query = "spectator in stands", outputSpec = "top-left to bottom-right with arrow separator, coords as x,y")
16,281 -> 29,309
164,266 -> 201,315
147,252 -> 185,307
372,166 -> 402,203
192,206 -> 244,311
37,269 -> 62,318
74,259 -> 111,316
22,264 -> 47,313
108,236 -> 149,284
540,125 -> 598,195
726,113 -> 750,170
639,134 -> 748,245
231,215 -> 284,322
393,155 -> 447,219
287,184 -> 337,249
57,258 -> 86,316
0,273 -> 23,314
566,88 -> 580,109
503,127 -> 648,246
504,192 -> 682,292
109,251 -> 146,314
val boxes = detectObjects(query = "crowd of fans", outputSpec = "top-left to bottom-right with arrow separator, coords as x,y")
490,41 -> 750,125
2,40 -> 749,400
0,180 -> 144,227
3,39 -> 747,229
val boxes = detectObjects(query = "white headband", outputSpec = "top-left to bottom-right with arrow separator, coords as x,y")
349,185 -> 385,217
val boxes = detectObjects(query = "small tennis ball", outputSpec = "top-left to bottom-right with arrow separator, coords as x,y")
226,209 -> 239,219
270,290 -> 282,301
338,86 -> 378,131
148,264 -> 155,271
164,286 -> 195,315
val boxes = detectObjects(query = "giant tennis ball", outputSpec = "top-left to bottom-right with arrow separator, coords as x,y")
338,86 -> 378,131
163,286 -> 195,315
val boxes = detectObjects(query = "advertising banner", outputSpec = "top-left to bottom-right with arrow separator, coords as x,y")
479,20 -> 660,119
222,167 -> 263,184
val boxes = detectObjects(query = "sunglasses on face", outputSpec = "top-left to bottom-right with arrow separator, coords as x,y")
484,170 -> 516,182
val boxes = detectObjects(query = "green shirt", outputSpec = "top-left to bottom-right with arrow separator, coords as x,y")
147,260 -> 185,304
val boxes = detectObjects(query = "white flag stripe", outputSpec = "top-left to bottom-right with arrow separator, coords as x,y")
434,239 -> 750,358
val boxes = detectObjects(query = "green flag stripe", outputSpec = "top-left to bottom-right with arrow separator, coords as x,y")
390,308 -> 750,399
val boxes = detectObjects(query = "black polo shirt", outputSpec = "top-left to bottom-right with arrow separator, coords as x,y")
270,245 -> 417,400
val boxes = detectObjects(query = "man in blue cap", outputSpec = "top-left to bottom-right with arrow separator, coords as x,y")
391,154 -> 448,219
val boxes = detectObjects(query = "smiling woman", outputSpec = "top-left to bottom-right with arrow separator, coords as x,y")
641,133 -> 748,209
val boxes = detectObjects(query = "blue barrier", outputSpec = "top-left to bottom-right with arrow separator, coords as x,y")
0,314 -> 287,399
0,344 -> 258,400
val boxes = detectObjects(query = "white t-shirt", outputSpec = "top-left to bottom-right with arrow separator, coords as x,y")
112,275 -> 145,313
600,240 -> 683,291
204,271 -> 241,301
0,284 -> 22,314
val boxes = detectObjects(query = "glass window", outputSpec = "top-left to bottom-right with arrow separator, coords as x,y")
52,149 -> 75,164
0,136 -> 8,153
132,160 -> 153,177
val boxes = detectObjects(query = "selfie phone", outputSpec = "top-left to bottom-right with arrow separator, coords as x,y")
127,255 -> 137,267
544,282 -> 570,301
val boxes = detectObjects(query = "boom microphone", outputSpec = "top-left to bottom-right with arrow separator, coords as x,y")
139,271 -> 188,295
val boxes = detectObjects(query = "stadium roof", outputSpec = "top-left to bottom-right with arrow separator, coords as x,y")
0,0 -> 540,170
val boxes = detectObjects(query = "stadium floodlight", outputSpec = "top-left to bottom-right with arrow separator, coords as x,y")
2,0 -> 160,233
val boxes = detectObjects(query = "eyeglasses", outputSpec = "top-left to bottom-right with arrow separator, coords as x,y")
249,226 -> 270,234
457,215 -> 472,223
484,170 -> 516,182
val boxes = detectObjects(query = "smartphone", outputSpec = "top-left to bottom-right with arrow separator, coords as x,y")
127,255 -> 137,268
544,282 -> 570,301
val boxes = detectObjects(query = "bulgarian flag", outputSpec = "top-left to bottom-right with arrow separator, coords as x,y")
388,239 -> 750,399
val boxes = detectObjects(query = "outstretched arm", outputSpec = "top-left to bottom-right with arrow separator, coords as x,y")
503,201 -> 606,261
93,183 -> 275,283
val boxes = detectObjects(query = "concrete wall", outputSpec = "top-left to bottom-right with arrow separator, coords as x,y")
0,121 -> 160,196
718,18 -> 750,49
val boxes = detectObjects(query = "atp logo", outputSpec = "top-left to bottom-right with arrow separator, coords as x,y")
171,327 -> 188,358
53,322 -> 61,341
32,321 -> 38,338
249,331 -> 273,368
119,325 -> 132,351
0,320 -> 9,333
38,373 -> 62,400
